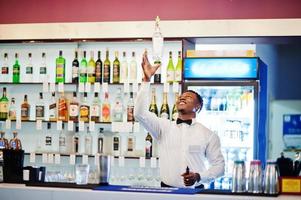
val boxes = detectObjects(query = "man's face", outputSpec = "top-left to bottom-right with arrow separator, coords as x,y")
176,91 -> 200,114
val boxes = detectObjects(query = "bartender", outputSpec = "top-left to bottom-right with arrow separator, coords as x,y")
134,52 -> 225,188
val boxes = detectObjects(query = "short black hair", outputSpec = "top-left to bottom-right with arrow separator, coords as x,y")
184,90 -> 203,112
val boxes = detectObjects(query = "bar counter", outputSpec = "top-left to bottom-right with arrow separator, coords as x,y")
0,183 -> 299,200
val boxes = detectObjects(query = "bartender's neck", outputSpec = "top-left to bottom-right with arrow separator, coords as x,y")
178,112 -> 196,120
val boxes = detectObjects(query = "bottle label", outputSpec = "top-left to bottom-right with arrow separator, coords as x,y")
95,63 -> 101,81
9,109 -> 16,119
72,66 -> 78,78
26,66 -> 33,74
127,107 -> 134,122
103,64 -> 110,82
1,67 -> 8,74
69,104 -> 79,117
59,136 -> 66,147
80,106 -> 89,118
0,140 -> 5,148
91,105 -> 100,117
113,64 -> 120,79
0,102 -> 8,113
113,137 -> 119,151
166,71 -> 174,82
127,138 -> 133,151
40,67 -> 47,75
102,105 -> 110,121
11,141 -> 17,150
56,64 -> 64,78
129,63 -> 137,81
36,106 -> 45,118
80,66 -> 87,76
154,74 -> 161,83
21,107 -> 29,118
45,136 -> 52,146
13,67 -> 20,75
87,65 -> 95,75
175,71 -> 182,82
49,103 -> 56,118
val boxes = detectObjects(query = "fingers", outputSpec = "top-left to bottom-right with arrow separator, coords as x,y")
182,173 -> 197,186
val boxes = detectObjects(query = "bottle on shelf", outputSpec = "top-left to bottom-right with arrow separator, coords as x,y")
56,50 -> 65,83
44,122 -> 53,152
59,123 -> 67,154
1,53 -> 9,83
72,50 -> 79,84
85,130 -> 92,155
79,92 -> 90,122
103,49 -> 111,83
112,132 -> 120,156
95,51 -> 102,83
9,131 -> 22,150
120,51 -> 128,83
35,92 -> 45,120
24,53 -> 33,83
129,51 -> 137,83
39,52 -> 47,83
102,92 -> 111,122
171,92 -> 179,121
127,92 -> 135,122
69,92 -> 79,122
0,131 -> 9,149
166,51 -> 175,83
174,51 -> 182,82
160,92 -> 170,119
21,94 -> 30,121
80,51 -> 88,83
154,63 -> 161,84
112,51 -> 120,84
9,97 -> 17,120
58,92 -> 68,121
145,133 -> 153,159
72,125 -> 80,154
97,128 -> 105,154
90,92 -> 100,122
0,87 -> 9,120
87,51 -> 96,83
112,88 -> 123,122
127,132 -> 135,154
49,92 -> 57,121
149,88 -> 159,116
12,53 -> 20,83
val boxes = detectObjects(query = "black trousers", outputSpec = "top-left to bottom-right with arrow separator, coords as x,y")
161,182 -> 204,189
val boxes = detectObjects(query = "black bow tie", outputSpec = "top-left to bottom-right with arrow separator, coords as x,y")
176,118 -> 192,125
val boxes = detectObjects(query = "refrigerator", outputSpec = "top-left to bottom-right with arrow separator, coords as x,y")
183,57 -> 268,176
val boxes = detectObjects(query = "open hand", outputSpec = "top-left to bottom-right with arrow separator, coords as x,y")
141,51 -> 161,82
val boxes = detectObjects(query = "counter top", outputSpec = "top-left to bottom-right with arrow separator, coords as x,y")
0,183 -> 299,200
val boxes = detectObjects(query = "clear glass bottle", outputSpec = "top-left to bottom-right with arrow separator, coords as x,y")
21,94 -> 30,121
12,53 -> 20,83
0,131 -> 9,149
56,50 -> 65,83
69,92 -> 79,122
152,16 -> 164,64
90,92 -> 100,122
120,51 -> 128,83
129,52 -> 137,83
127,92 -> 135,122
85,130 -> 92,155
39,52 -> 47,82
1,53 -> 9,83
166,51 -> 175,83
9,131 -> 22,150
49,92 -> 57,121
9,97 -> 17,120
174,51 -> 182,82
112,51 -> 120,84
35,92 -> 45,120
87,51 -> 96,83
72,50 -> 79,84
24,53 -> 33,83
44,122 -> 53,152
72,125 -> 80,154
97,128 -> 105,154
59,123 -> 67,154
79,92 -> 89,122
102,92 -> 111,122
112,132 -> 120,156
0,87 -> 9,120
80,51 -> 88,83
112,88 -> 123,122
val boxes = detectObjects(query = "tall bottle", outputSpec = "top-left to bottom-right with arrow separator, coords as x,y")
87,51 -> 96,83
129,52 -> 137,83
112,88 -> 123,122
21,94 -> 30,121
72,126 -> 80,154
166,51 -> 175,83
149,88 -> 158,116
45,122 -> 53,152
160,92 -> 170,119
9,131 -> 22,150
56,50 -> 65,83
35,92 -> 45,120
112,132 -> 120,156
59,123 -> 67,153
95,51 -> 102,83
58,92 -> 68,121
112,51 -> 120,84
79,92 -> 89,122
174,51 -> 182,82
127,92 -> 135,122
120,51 -> 128,83
69,92 -> 79,122
0,131 -> 9,149
24,53 -> 33,83
1,53 -> 9,82
39,52 -> 47,83
12,53 -> 20,83
152,16 -> 164,64
102,92 -> 111,122
85,130 -> 92,155
171,92 -> 179,121
49,92 -> 57,121
127,132 -> 135,155
97,128 -> 105,154
9,97 -> 17,120
80,51 -> 88,83
72,51 -> 79,84
145,133 -> 153,159
90,92 -> 100,122
103,49 -> 111,83
0,87 -> 9,120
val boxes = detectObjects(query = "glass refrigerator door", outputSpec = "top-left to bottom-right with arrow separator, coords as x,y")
187,85 -> 255,176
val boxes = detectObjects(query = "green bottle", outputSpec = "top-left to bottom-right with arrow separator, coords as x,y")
0,87 -> 9,120
56,50 -> 66,83
175,51 -> 182,82
13,53 -> 20,83
166,51 -> 175,83
112,51 -> 120,84
80,51 -> 87,83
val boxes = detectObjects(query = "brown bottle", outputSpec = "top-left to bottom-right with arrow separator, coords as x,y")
9,131 -> 22,150
21,95 -> 30,121
0,131 -> 9,149
58,92 -> 68,121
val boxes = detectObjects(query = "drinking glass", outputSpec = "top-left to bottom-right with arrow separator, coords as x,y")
75,164 -> 90,185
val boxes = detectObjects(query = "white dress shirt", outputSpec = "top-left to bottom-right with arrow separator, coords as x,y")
134,82 -> 225,188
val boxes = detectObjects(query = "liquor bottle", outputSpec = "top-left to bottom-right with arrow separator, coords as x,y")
72,51 -> 79,84
149,88 -> 158,116
35,92 -> 45,120
0,131 -> 9,149
59,123 -> 67,153
90,92 -> 100,122
127,92 -> 135,122
39,52 -> 47,83
120,51 -> 128,83
0,87 -> 9,120
174,51 -> 182,82
97,128 -> 105,154
80,51 -> 88,83
85,130 -> 92,155
9,97 -> 17,120
72,125 -> 80,154
49,92 -> 57,121
80,92 -> 90,122
152,16 -> 164,65
1,53 -> 9,83
154,65 -> 161,83
166,51 -> 175,83
69,92 -> 79,122
45,122 -> 53,152
145,133 -> 153,159
112,51 -> 120,84
23,53 -> 33,83
127,132 -> 135,153
129,52 -> 137,83
56,50 -> 65,83
12,53 -> 20,83
112,133 -> 120,156
103,49 -> 110,83
160,92 -> 170,119
21,94 -> 30,121
102,92 -> 111,122
95,51 -> 102,83
112,88 -> 123,122
171,92 -> 179,121
87,51 -> 96,83
9,131 -> 22,150
58,92 -> 68,121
